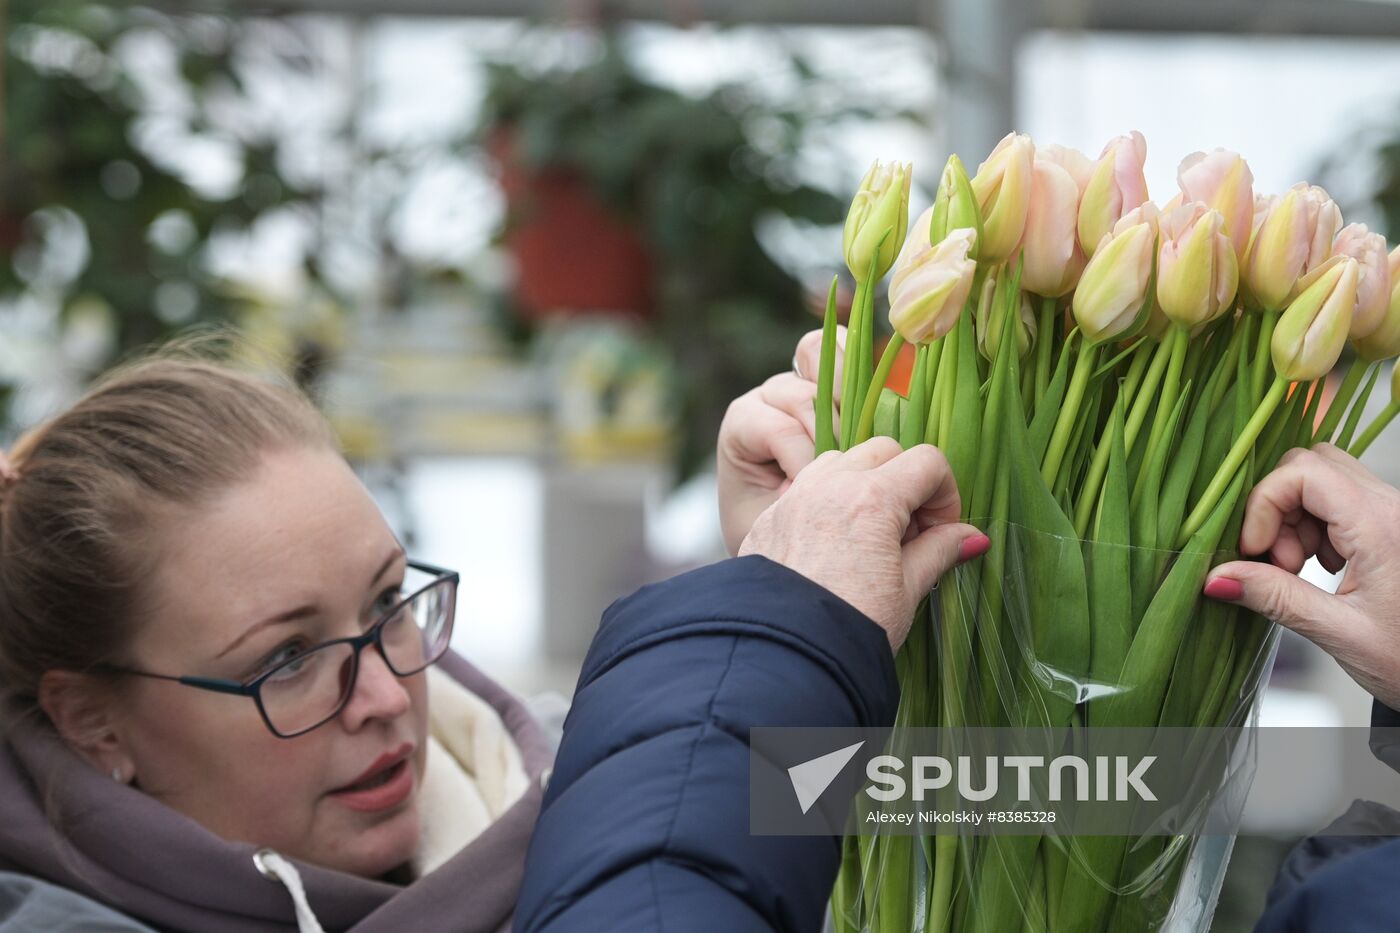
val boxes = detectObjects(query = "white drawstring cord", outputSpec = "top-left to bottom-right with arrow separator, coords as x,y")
253,849 -> 326,933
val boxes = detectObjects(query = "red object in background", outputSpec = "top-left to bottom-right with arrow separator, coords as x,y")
878,335 -> 919,396
490,131 -> 655,321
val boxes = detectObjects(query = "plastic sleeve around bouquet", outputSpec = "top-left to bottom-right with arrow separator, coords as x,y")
822,279 -> 1320,932
831,517 -> 1281,933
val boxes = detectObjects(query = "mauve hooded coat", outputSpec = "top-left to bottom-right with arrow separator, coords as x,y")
0,651 -> 553,932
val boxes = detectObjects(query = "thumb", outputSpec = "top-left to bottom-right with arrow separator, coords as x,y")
1205,560 -> 1354,649
902,524 -> 989,602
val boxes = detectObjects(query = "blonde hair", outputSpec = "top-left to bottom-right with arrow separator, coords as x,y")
0,354 -> 337,712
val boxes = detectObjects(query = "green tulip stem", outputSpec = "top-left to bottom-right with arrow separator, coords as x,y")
854,333 -> 907,444
929,835 -> 957,933
1133,326 -> 1190,505
1073,339 -> 1153,536
839,276 -> 869,449
936,319 -> 962,447
1123,334 -> 1175,454
1178,374 -> 1287,546
924,336 -> 952,447
1035,294 -> 1057,405
842,237 -> 889,449
900,343 -> 933,448
1338,363 -> 1383,451
1312,360 -> 1367,445
1041,339 -> 1099,486
1208,318 -> 1249,415
1251,309 -> 1280,403
1351,400 -> 1400,459
814,276 -> 840,455
1120,338 -> 1154,408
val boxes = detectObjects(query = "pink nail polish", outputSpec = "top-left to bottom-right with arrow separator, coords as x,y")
1203,577 -> 1244,601
957,534 -> 991,563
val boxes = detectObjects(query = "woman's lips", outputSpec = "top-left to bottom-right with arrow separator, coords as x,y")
329,744 -> 415,813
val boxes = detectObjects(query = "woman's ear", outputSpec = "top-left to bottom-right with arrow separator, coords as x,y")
38,670 -> 134,780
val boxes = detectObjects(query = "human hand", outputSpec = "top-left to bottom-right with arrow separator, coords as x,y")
738,437 -> 989,651
1204,443 -> 1400,709
716,326 -> 845,556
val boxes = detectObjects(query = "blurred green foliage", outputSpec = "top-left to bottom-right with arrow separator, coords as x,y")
0,0 -> 319,367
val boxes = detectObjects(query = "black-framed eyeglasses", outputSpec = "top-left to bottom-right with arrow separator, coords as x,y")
98,560 -> 459,739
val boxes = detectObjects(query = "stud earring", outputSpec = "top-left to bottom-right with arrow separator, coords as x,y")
111,767 -> 123,783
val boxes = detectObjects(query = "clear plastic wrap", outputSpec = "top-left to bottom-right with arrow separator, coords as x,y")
829,521 -> 1280,933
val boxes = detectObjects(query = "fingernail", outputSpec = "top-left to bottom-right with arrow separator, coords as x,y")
1203,577 -> 1244,601
957,534 -> 991,563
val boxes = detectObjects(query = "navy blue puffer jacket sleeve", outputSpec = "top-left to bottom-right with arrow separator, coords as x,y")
515,555 -> 899,932
1252,699 -> 1400,932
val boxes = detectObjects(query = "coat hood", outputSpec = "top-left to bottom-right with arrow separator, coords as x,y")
0,652 -> 552,932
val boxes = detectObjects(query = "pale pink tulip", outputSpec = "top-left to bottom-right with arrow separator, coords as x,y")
888,226 -> 978,344
1243,183 -> 1343,312
1073,218 -> 1157,345
843,160 -> 912,283
1156,202 -> 1239,328
1019,157 -> 1086,297
1272,255 -> 1358,382
1354,245 -> 1400,361
1112,201 -> 1160,237
1037,144 -> 1094,196
970,132 -> 1035,264
1176,149 -> 1254,262
1332,223 -> 1392,340
1077,131 -> 1149,258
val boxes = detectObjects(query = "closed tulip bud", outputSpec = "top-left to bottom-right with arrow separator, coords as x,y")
970,132 -> 1034,264
929,154 -> 983,252
1077,131 -> 1149,258
1238,193 -> 1274,303
1037,144 -> 1094,196
888,226 -> 978,345
977,281 -> 1038,362
1072,219 -> 1157,345
1354,245 -> 1400,361
1332,224 -> 1392,340
1018,155 -> 1086,298
1245,184 -> 1344,312
1248,193 -> 1275,247
844,160 -> 912,283
1112,201 -> 1160,238
1176,149 -> 1254,262
1156,202 -> 1238,328
1271,255 -> 1358,382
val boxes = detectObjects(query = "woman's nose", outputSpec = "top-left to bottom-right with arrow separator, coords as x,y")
338,645 -> 412,730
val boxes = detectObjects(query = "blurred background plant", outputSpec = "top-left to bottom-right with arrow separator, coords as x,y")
1316,110 -> 1400,242
473,23 -> 915,478
0,0 -> 341,421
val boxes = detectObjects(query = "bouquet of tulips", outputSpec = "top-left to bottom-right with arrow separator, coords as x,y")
819,132 -> 1400,933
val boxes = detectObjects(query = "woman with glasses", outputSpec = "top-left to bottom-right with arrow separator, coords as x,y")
0,357 -> 555,931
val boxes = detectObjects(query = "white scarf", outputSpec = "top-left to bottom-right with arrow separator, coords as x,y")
412,667 -> 530,876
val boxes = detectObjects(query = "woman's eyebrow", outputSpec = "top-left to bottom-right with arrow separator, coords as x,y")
216,605 -> 318,660
215,547 -> 406,661
370,547 -> 407,588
